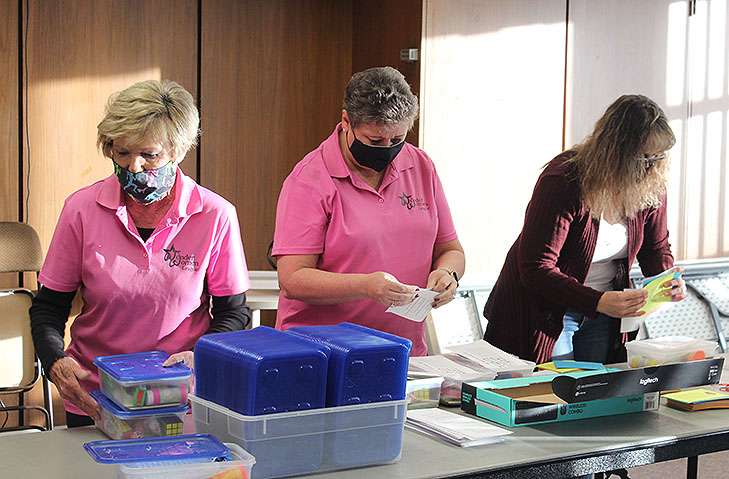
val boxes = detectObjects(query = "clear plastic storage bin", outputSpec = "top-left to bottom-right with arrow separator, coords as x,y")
626,336 -> 719,368
118,443 -> 255,479
84,434 -> 255,479
189,394 -> 406,479
91,390 -> 187,440
95,351 -> 191,410
405,377 -> 444,409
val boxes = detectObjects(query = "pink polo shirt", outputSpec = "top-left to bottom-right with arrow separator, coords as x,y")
39,169 -> 250,414
272,124 -> 458,356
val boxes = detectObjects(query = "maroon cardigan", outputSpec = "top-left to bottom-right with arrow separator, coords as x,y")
484,152 -> 674,364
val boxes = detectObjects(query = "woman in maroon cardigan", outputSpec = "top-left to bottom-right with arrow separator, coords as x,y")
485,95 -> 686,364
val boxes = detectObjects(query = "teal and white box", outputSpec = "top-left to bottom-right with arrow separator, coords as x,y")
460,371 -> 659,427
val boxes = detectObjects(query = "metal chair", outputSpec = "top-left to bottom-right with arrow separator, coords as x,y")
0,221 -> 53,432
425,285 -> 492,355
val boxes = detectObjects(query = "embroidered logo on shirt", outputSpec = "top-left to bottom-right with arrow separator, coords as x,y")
162,245 -> 200,272
399,192 -> 429,211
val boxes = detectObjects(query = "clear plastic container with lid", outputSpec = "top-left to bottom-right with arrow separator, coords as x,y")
84,434 -> 255,479
625,336 -> 719,368
91,390 -> 187,440
94,351 -> 192,410
405,376 -> 444,409
189,393 -> 406,479
288,323 -> 412,406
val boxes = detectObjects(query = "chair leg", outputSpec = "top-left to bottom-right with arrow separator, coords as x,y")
43,375 -> 54,430
0,405 -> 49,432
18,392 -> 24,427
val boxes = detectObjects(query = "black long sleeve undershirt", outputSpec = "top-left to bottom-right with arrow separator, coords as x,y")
30,286 -> 252,375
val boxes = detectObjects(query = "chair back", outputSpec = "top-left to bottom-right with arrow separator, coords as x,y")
0,289 -> 37,389
0,222 -> 43,273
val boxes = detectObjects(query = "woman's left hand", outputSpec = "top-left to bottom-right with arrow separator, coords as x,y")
163,351 -> 194,370
662,267 -> 687,302
427,268 -> 458,309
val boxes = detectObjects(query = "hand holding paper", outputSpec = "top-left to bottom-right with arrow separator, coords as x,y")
387,289 -> 439,322
621,267 -> 685,333
367,272 -> 418,307
637,267 -> 684,315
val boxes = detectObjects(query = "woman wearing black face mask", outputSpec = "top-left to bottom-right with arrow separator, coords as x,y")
272,66 -> 465,356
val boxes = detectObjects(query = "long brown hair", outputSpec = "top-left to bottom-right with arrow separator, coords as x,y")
568,95 -> 675,220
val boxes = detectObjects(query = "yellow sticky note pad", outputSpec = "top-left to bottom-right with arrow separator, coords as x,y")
638,268 -> 681,315
536,362 -> 580,373
663,388 -> 729,404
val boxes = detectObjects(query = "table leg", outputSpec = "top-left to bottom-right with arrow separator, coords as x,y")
687,456 -> 698,479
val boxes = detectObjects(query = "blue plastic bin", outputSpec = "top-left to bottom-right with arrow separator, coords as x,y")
288,322 -> 411,406
84,434 -> 232,465
194,326 -> 330,415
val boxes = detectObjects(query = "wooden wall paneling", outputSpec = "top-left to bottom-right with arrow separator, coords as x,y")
0,0 -> 20,430
0,0 -> 19,290
200,0 -> 353,271
420,0 -> 567,283
24,0 -> 199,426
352,0 -> 423,145
26,0 -> 199,253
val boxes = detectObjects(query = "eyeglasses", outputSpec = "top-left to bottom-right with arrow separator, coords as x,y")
638,152 -> 667,168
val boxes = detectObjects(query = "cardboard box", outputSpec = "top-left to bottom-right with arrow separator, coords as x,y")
461,358 -> 724,427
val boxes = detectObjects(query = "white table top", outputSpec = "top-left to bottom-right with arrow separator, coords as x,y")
4,402 -> 729,479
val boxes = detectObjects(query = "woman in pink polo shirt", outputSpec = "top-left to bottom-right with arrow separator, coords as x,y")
30,80 -> 251,427
273,67 -> 465,356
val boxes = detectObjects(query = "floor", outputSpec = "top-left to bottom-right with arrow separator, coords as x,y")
629,451 -> 729,478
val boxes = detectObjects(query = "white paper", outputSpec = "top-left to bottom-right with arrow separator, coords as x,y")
386,288 -> 439,322
447,340 -> 535,373
406,408 -> 511,447
408,354 -> 494,380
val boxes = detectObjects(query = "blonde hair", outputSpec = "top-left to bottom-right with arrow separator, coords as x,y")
97,80 -> 199,160
568,94 -> 675,220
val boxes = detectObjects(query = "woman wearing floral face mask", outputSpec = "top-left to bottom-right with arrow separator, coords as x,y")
272,67 -> 465,356
30,80 -> 252,427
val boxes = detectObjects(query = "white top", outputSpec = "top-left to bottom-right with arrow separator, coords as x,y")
585,218 -> 628,292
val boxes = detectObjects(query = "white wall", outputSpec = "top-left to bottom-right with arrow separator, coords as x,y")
420,0 -> 567,284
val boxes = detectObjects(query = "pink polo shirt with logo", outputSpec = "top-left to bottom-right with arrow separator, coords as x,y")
39,169 -> 250,414
272,124 -> 458,356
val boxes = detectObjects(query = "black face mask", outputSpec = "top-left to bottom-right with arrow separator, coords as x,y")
348,130 -> 405,172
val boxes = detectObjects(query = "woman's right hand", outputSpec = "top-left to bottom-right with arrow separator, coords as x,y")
49,357 -> 100,421
596,290 -> 648,318
366,272 -> 418,307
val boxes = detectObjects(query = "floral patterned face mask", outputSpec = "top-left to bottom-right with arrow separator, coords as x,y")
112,159 -> 177,204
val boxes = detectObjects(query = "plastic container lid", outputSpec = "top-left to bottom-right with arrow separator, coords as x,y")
94,351 -> 192,384
84,434 -> 232,465
625,336 -> 716,354
90,390 -> 189,419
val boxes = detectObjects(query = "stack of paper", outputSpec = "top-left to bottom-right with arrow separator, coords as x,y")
406,408 -> 512,447
447,340 -> 536,377
408,354 -> 495,381
663,387 -> 729,411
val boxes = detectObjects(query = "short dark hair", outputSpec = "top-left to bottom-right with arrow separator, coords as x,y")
343,67 -> 419,128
